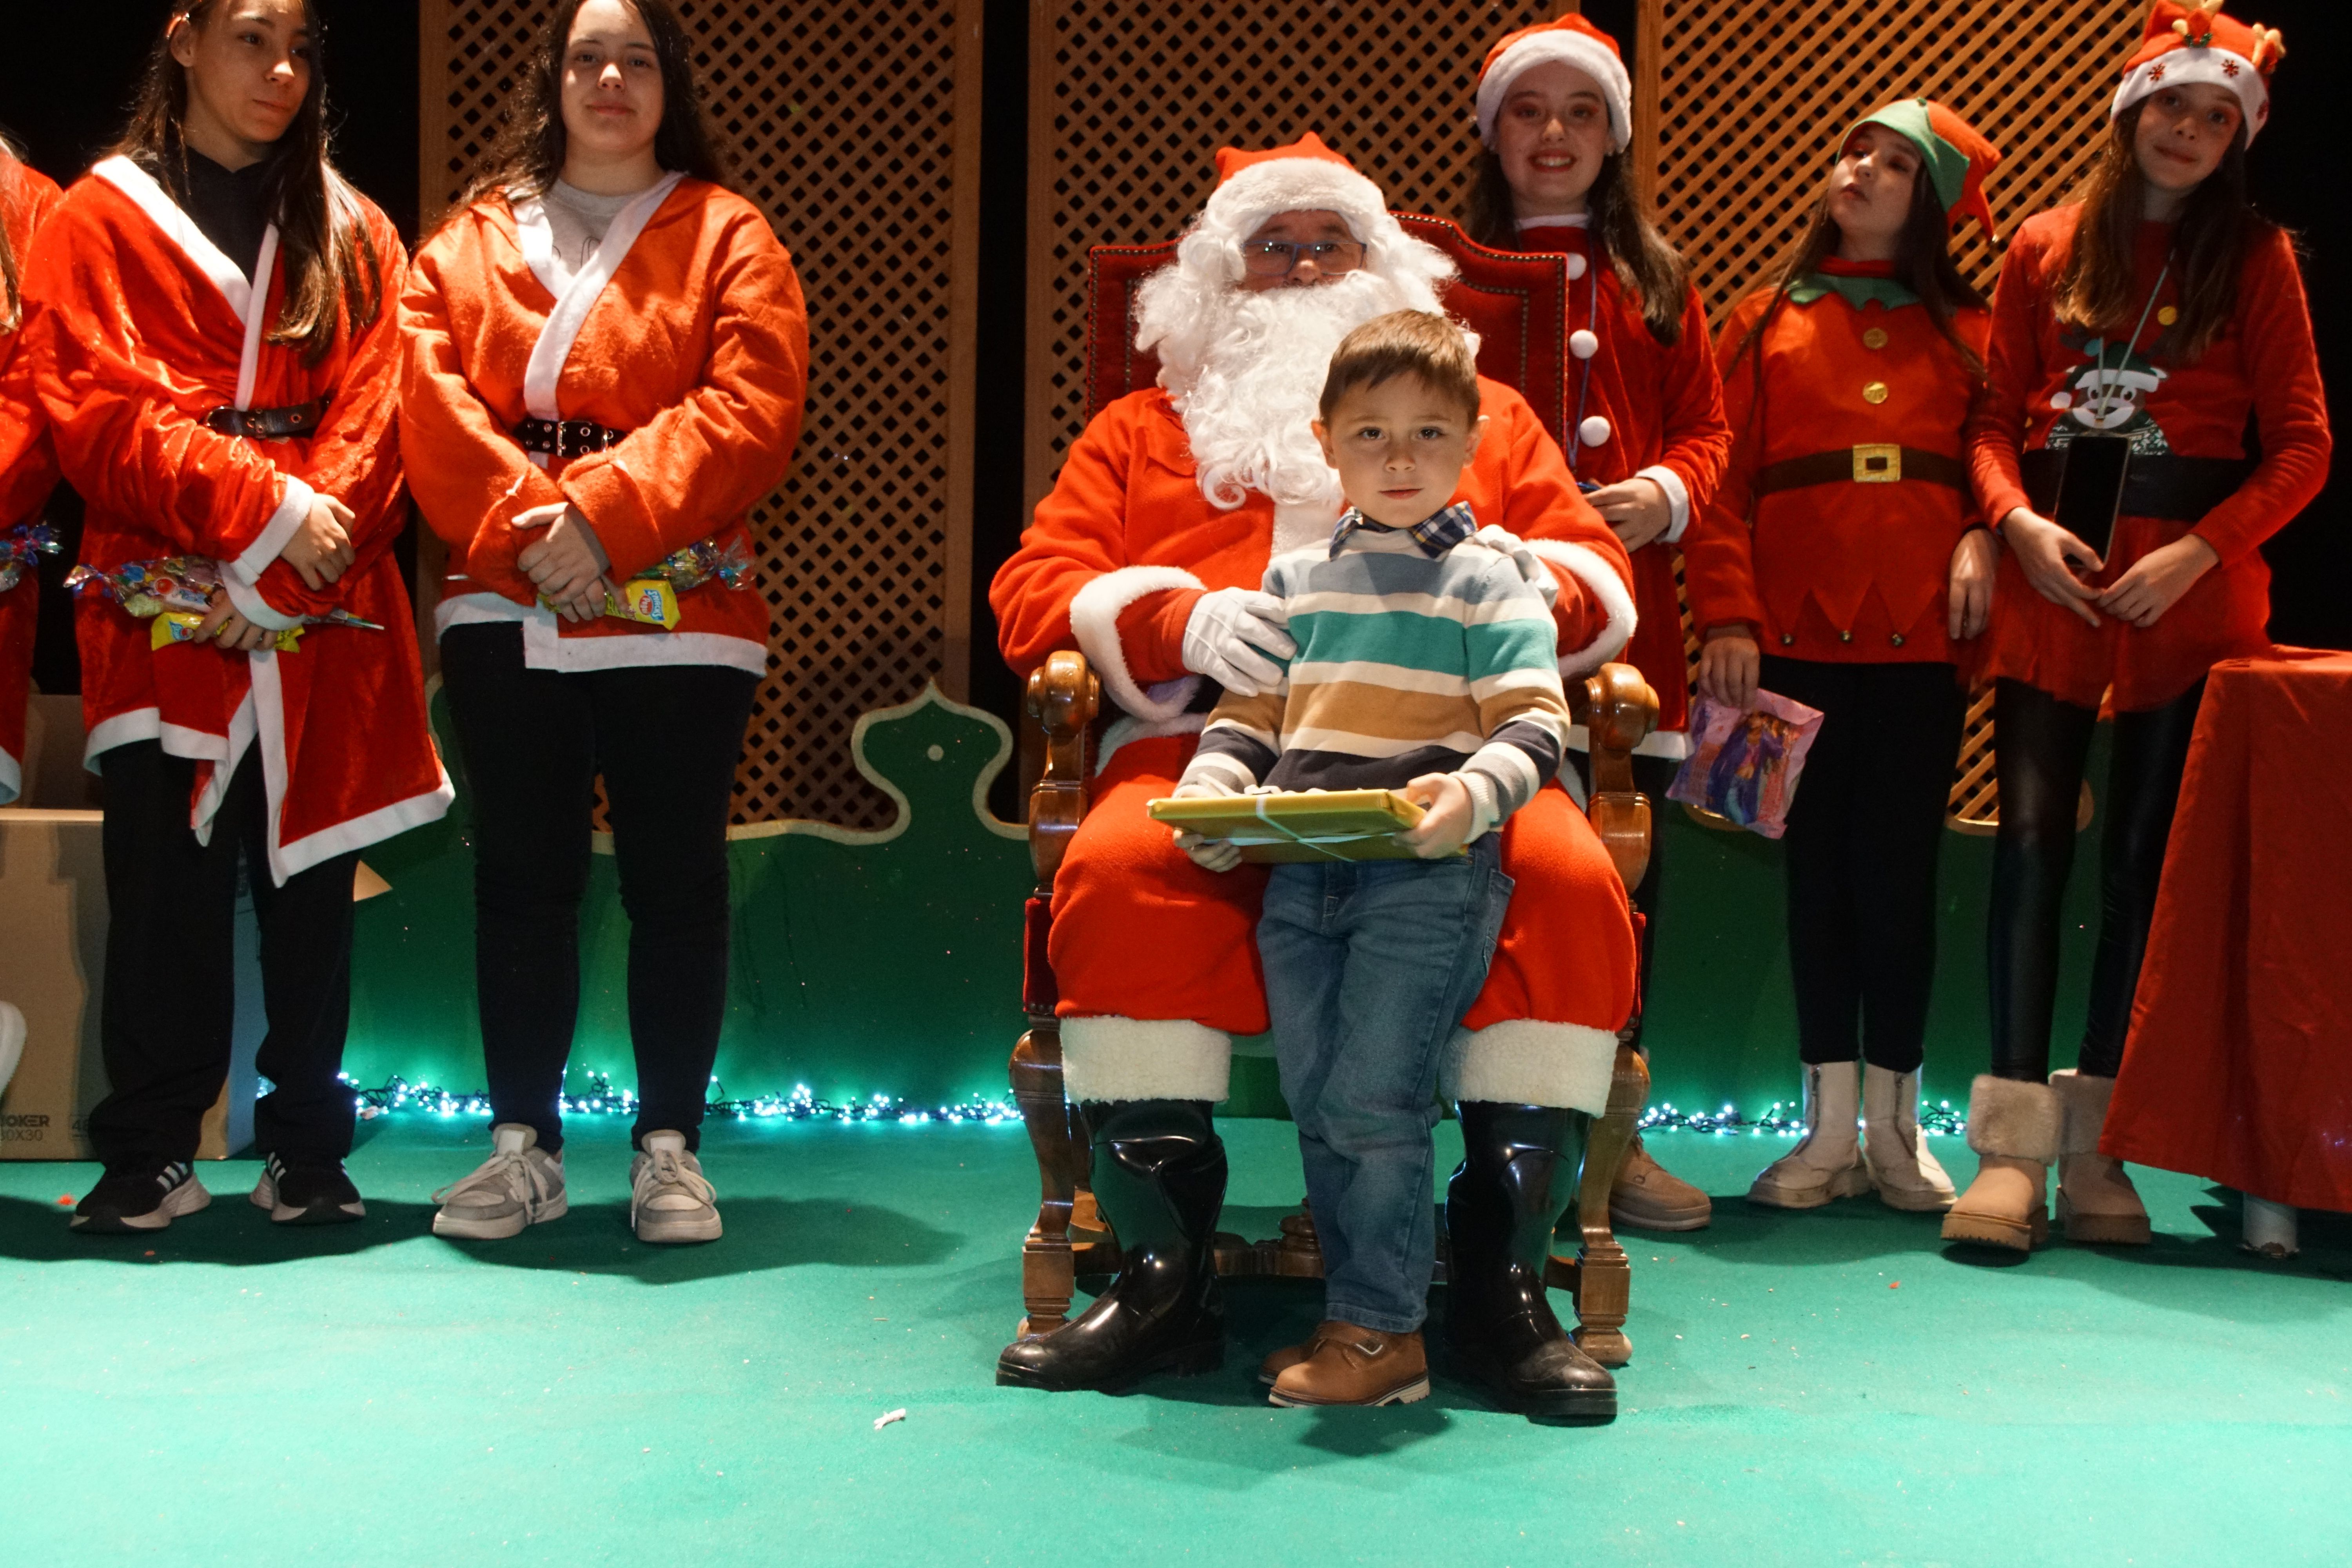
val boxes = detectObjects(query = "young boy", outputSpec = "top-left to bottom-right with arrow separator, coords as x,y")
1170,310 -> 1571,1406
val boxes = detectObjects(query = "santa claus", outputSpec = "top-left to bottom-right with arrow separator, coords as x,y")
990,135 -> 1642,1417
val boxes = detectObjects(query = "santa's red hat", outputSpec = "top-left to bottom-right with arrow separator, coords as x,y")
1853,98 -> 2002,242
1474,13 -> 1633,154
1203,132 -> 1397,245
2112,1 -> 2285,145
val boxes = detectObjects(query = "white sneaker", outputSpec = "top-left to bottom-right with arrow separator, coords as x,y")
630,1130 -> 721,1244
0,1002 -> 24,1098
1862,1065 -> 1956,1212
431,1123 -> 566,1240
1749,1062 -> 1870,1209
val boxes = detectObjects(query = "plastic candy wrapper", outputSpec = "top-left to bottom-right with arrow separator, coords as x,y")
546,537 -> 754,631
0,523 -> 61,593
1666,691 -> 1825,840
65,557 -> 383,634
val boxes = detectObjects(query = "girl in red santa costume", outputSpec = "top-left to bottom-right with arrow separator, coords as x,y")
991,133 -> 1639,1416
403,0 -> 807,1246
0,136 -> 64,1100
1684,99 -> 2002,1219
1949,0 -> 2327,1252
1464,11 -> 1733,1235
23,0 -> 448,1233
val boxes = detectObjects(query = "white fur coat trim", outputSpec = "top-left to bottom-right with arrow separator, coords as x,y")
1067,564 -> 1208,723
1521,538 -> 1637,675
1441,1020 -> 1619,1114
1060,1016 -> 1232,1104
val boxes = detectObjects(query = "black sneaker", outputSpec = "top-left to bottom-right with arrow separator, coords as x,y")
250,1154 -> 366,1225
72,1161 -> 212,1234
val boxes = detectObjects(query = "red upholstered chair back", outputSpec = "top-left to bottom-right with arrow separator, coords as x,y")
1083,213 -> 1572,447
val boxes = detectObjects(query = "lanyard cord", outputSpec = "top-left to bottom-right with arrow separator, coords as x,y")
2086,261 -> 2171,426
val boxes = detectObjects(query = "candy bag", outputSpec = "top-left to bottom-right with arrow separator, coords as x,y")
0,523 -> 60,593
66,557 -> 383,633
1666,691 -> 1825,840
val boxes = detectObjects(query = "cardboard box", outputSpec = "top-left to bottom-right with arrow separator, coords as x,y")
0,696 -> 258,1161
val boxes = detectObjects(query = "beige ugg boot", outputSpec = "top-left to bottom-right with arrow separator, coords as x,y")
1748,1062 -> 1869,1209
2051,1070 -> 2151,1245
1862,1065 -> 1955,1212
1940,1074 -> 2061,1251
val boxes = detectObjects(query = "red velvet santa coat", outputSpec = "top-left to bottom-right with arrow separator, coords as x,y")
401,175 -> 808,675
1969,208 -> 2330,711
0,154 -> 63,806
1686,263 -> 1991,666
991,379 -> 1642,1107
1517,220 -> 1731,745
24,157 -> 448,880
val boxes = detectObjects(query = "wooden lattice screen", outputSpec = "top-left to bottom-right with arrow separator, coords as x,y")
1022,0 -> 1569,512
1640,0 -> 2147,826
418,1 -> 983,828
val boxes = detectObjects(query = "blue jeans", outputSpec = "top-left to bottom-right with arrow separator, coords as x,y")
1258,836 -> 1515,1334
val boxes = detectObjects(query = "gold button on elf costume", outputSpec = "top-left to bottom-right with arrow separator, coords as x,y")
1862,381 -> 1890,405
1862,327 -> 1889,350
2158,305 -> 2180,326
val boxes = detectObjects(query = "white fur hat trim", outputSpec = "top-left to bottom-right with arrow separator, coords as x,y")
1475,32 -> 1633,153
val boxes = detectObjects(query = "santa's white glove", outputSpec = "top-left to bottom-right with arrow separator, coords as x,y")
1169,777 -> 1245,873
1182,587 -> 1295,697
1471,525 -> 1560,610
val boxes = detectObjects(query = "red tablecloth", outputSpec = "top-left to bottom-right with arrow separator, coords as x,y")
2104,648 -> 2352,1212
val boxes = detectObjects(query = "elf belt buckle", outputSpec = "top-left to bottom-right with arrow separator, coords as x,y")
1852,443 -> 1902,483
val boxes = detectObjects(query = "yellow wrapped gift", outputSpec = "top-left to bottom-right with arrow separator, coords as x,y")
1147,788 -> 1450,863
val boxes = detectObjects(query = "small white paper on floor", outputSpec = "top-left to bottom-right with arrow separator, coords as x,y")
873,1408 -> 907,1430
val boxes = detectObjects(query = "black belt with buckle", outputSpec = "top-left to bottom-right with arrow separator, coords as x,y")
203,393 -> 332,441
1753,444 -> 1966,496
2020,448 -> 2253,524
514,417 -> 629,460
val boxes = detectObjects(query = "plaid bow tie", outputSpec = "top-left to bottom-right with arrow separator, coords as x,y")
1329,501 -> 1478,559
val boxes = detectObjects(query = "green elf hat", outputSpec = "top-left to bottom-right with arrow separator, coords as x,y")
1852,98 -> 2002,242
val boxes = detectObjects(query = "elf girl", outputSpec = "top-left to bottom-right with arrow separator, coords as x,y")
1465,12 -> 1733,1234
402,0 -> 807,1245
1683,100 -> 2003,1217
1949,1 -> 2327,1251
24,0 -> 447,1232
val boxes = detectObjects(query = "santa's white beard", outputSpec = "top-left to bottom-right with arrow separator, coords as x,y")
1142,270 -> 1422,511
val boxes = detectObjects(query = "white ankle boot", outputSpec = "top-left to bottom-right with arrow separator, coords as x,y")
1749,1062 -> 1869,1209
1862,1065 -> 1955,1212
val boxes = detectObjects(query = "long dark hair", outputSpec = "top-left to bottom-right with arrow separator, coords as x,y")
2055,101 -> 2263,363
451,0 -> 728,219
112,0 -> 382,364
1,131 -> 25,331
1466,147 -> 1690,345
1726,154 -> 1988,385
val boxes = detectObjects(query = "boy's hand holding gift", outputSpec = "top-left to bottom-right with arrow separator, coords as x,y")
1396,773 -> 1477,859
1167,778 -> 1246,873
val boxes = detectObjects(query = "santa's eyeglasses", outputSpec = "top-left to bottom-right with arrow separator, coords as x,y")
1238,239 -> 1367,277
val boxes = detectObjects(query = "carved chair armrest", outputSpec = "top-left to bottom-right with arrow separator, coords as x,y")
1025,651 -> 1100,884
1569,661 -> 1658,893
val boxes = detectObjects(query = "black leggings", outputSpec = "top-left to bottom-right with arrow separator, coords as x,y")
1764,657 -> 1965,1075
1986,677 -> 2204,1082
440,624 -> 758,1152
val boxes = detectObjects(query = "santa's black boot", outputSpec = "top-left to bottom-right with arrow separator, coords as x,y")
996,1099 -> 1226,1391
1445,1102 -> 1616,1422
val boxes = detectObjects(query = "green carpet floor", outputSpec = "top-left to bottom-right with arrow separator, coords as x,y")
3,1118 -> 2347,1567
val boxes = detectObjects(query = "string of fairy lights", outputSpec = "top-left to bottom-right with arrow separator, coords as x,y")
335,1075 -> 1968,1135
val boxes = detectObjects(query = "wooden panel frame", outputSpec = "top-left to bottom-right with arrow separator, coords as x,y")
418,1 -> 984,829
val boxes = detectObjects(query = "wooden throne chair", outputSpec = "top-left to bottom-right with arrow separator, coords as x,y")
1009,214 -> 1661,1368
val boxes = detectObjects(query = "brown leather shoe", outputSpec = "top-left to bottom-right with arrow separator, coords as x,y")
1609,1134 -> 1713,1231
1268,1325 -> 1430,1407
1258,1321 -> 1342,1386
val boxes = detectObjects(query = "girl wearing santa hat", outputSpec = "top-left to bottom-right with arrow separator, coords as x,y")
1951,1 -> 2328,1252
1682,100 -> 2004,1218
403,0 -> 807,1245
0,136 -> 64,1101
1464,11 -> 1733,1236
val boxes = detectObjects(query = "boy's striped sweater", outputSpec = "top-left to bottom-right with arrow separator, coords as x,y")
1179,516 -> 1571,835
